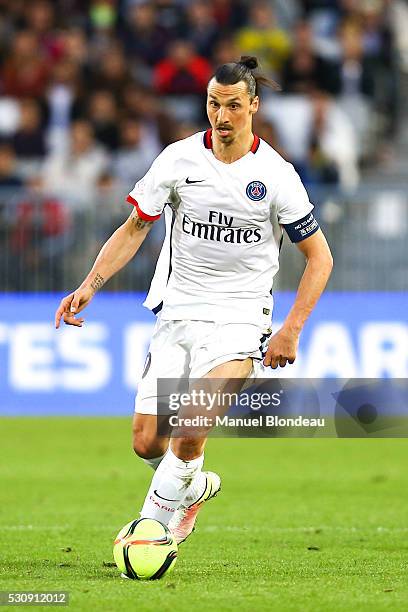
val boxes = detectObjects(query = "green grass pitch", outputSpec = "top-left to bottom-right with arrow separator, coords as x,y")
1,418 -> 407,611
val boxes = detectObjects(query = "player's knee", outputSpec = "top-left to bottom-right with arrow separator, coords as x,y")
132,437 -> 153,459
132,428 -> 168,459
132,414 -> 163,459
132,434 -> 148,458
132,432 -> 157,459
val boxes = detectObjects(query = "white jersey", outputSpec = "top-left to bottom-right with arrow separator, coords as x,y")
127,130 -> 318,325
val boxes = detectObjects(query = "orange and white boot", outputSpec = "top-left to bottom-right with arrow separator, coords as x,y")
169,472 -> 221,544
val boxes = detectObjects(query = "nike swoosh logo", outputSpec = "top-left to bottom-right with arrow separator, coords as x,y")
153,489 -> 178,502
186,177 -> 205,184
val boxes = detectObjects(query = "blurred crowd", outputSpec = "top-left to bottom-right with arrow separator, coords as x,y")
0,0 -> 407,290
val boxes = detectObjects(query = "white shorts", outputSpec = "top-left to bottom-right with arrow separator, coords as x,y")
135,317 -> 271,415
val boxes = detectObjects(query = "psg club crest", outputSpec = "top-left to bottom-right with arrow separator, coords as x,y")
246,181 -> 267,202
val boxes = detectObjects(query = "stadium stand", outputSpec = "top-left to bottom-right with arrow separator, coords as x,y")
0,0 -> 406,291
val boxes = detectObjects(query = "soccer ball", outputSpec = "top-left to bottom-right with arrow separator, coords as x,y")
113,518 -> 178,580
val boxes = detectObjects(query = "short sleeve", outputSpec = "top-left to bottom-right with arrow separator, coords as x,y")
273,162 -> 319,243
127,148 -> 175,221
275,162 -> 313,225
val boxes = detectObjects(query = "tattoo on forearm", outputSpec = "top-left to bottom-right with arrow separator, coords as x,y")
131,209 -> 153,230
90,273 -> 105,293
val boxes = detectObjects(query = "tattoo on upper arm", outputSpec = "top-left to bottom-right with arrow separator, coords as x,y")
90,273 -> 105,293
130,208 -> 153,231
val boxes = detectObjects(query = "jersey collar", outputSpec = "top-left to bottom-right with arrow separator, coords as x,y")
203,129 -> 260,154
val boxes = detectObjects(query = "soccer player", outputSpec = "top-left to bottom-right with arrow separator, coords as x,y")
55,56 -> 333,545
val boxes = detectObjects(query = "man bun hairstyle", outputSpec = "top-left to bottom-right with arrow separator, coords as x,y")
240,56 -> 258,70
213,55 -> 281,99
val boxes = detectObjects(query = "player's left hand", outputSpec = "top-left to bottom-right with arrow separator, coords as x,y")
263,327 -> 299,369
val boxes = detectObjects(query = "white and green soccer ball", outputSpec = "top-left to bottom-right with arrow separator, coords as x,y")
113,518 -> 178,580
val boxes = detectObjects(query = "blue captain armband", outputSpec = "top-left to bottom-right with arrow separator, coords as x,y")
282,212 -> 319,243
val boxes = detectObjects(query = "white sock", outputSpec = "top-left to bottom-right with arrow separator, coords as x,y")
183,471 -> 207,506
141,454 -> 165,471
140,448 -> 204,525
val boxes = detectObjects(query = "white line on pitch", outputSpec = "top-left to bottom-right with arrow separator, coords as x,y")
201,525 -> 408,533
1,525 -> 407,533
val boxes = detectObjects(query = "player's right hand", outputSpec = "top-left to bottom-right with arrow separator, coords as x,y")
54,286 -> 94,329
